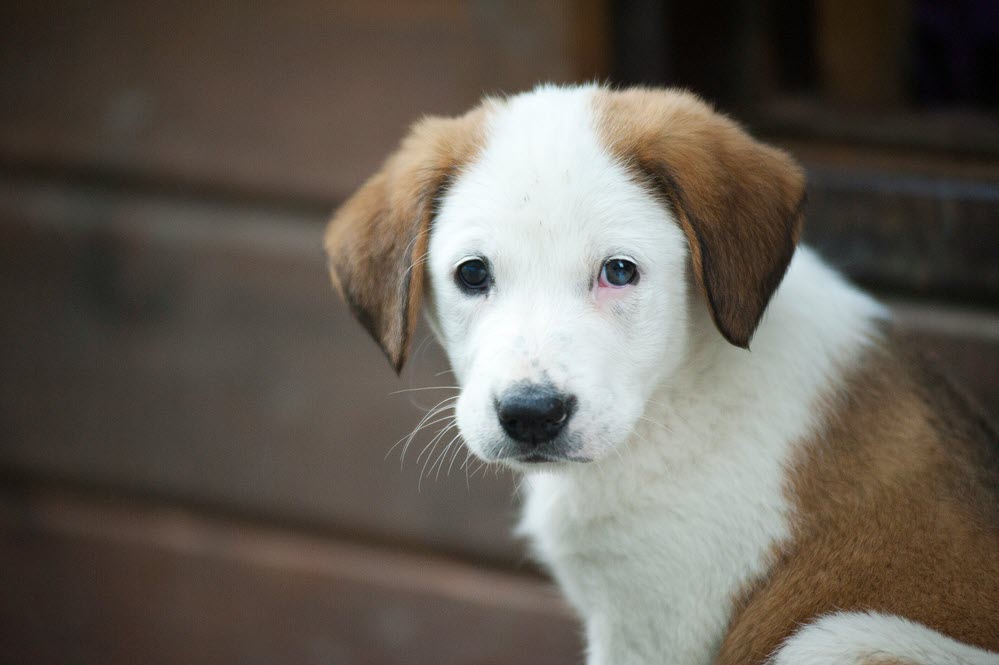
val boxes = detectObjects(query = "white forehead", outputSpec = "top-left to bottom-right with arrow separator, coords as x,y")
432,84 -> 674,264
465,84 -> 608,203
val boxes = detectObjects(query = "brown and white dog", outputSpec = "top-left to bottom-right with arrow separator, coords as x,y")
325,85 -> 999,664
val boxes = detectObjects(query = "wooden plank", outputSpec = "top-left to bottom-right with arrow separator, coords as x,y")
0,175 -> 996,570
0,486 -> 581,665
804,167 -> 999,302
761,99 -> 999,158
0,0 -> 609,203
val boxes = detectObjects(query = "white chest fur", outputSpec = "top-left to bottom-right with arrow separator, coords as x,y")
520,440 -> 790,665
517,249 -> 885,665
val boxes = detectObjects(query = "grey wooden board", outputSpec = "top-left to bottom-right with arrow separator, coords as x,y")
0,487 -> 580,665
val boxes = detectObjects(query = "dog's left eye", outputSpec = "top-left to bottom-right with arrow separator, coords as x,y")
456,258 -> 490,292
600,258 -> 638,287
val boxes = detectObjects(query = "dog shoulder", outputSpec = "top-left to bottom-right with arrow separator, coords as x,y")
717,326 -> 999,663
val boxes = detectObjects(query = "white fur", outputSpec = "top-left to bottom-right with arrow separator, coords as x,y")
423,84 -> 990,664
771,612 -> 999,665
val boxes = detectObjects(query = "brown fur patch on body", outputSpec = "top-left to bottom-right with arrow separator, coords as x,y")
717,331 -> 999,663
324,103 -> 490,372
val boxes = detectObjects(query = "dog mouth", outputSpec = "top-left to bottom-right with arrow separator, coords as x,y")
507,450 -> 593,465
487,429 -> 594,466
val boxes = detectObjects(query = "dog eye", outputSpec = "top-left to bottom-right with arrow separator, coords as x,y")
601,258 -> 638,287
456,258 -> 490,292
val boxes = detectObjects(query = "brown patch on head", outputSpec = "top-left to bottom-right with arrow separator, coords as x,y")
717,336 -> 999,663
594,88 -> 806,348
324,104 -> 489,372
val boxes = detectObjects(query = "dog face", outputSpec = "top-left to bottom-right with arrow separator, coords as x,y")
326,85 -> 805,469
426,90 -> 691,467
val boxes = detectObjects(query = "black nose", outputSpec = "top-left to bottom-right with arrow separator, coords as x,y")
497,384 -> 575,444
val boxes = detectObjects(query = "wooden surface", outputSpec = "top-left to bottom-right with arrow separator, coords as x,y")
0,1 -> 609,203
805,166 -> 999,301
0,486 -> 580,665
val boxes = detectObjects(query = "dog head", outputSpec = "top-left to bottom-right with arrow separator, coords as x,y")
326,85 -> 805,469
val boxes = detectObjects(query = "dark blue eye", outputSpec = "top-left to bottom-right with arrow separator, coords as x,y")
457,259 -> 490,292
602,258 -> 638,287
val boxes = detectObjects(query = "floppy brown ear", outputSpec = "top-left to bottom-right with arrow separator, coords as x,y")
597,89 -> 806,348
324,110 -> 485,372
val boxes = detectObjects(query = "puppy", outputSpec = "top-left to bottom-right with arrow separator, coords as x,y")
325,85 -> 999,664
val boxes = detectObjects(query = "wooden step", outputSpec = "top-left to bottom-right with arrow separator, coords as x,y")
0,485 -> 581,665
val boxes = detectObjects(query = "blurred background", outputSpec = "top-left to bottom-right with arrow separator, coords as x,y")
0,1 -> 996,664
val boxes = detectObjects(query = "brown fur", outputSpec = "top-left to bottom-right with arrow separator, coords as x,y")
594,88 -> 806,348
717,333 -> 999,663
324,104 -> 488,372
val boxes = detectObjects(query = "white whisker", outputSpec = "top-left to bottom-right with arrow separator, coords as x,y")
639,414 -> 675,435
445,433 -> 466,478
415,421 -> 457,468
389,386 -> 460,395
384,413 -> 453,460
434,432 -> 463,482
398,396 -> 460,467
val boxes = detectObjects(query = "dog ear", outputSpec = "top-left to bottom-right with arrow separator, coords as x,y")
598,89 -> 806,348
324,111 -> 484,372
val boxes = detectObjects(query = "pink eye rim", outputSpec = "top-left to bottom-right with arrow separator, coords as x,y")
599,257 -> 639,288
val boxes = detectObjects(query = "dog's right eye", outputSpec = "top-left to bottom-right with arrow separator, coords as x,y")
456,259 -> 490,293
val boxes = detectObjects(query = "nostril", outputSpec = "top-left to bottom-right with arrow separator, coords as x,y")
545,402 -> 568,424
496,384 -> 576,444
